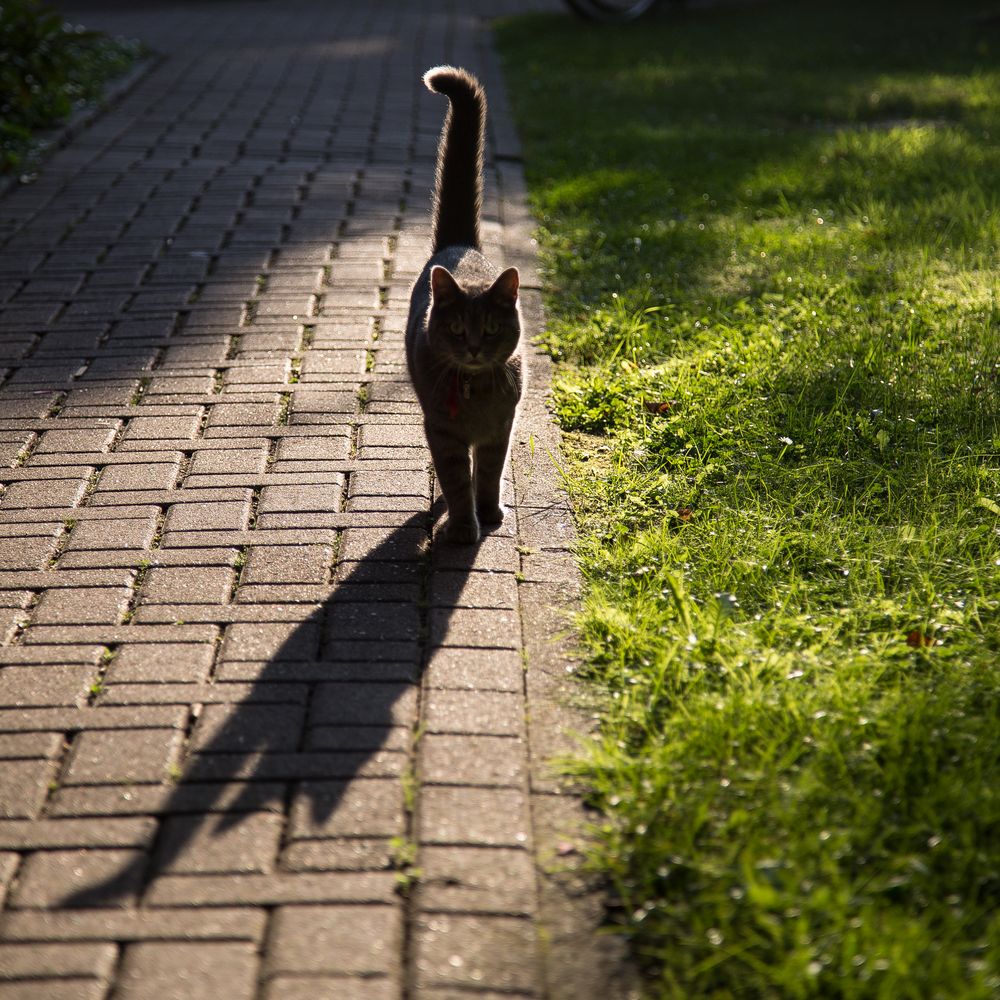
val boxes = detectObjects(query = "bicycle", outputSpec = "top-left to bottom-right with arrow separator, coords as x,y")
564,0 -> 684,22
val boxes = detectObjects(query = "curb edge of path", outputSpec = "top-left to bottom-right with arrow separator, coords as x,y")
483,31 -> 643,1000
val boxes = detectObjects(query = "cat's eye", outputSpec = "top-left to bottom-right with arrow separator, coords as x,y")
449,318 -> 464,335
484,315 -> 499,335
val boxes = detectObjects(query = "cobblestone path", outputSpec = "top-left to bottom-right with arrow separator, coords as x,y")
0,1 -> 635,997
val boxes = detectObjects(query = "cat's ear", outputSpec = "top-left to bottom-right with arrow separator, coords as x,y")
489,267 -> 520,306
431,265 -> 461,307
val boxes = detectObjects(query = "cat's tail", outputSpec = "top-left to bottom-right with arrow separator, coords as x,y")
424,65 -> 485,253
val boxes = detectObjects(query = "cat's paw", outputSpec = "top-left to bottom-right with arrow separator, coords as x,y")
445,516 -> 481,545
476,504 -> 504,527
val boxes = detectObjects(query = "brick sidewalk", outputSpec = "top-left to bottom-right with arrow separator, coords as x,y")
0,1 -> 636,997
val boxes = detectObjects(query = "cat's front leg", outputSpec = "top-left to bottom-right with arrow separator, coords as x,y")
426,426 -> 479,543
473,433 -> 511,527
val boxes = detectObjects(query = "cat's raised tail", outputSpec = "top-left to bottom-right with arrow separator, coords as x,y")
423,65 -> 486,254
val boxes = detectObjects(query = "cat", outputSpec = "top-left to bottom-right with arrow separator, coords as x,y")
405,65 -> 525,544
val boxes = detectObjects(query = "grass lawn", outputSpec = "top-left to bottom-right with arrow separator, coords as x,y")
495,1 -> 1000,996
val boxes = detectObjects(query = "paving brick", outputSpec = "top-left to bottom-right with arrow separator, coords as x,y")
257,483 -> 342,514
241,544 -> 331,585
261,977 -> 400,1000
140,566 -> 233,605
144,870 -> 396,907
337,527 -> 427,564
417,846 -> 536,916
429,608 -> 521,649
424,647 -> 523,692
413,914 -> 538,994
357,423 -> 425,448
288,779 -> 404,840
115,942 -> 258,1000
59,548 -> 238,570
310,682 -> 417,727
419,735 -> 527,787
66,517 -> 157,552
0,477 -> 91,510
32,586 -> 132,625
424,690 -> 526,739
301,351 -> 367,375
344,493 -> 429,514
221,363 -> 288,386
220,621 -> 320,661
0,537 -> 59,570
64,729 -> 183,785
34,429 -> 119,454
0,665 -> 95,708
0,907 -> 266,943
274,437 -> 350,463
120,415 -> 202,441
0,760 -> 54,819
347,471 -> 429,500
0,980 -> 108,1000
182,748 -> 403,783
266,904 -> 401,977
98,681 -> 304,706
190,703 -> 304,753
0,941 -> 116,979
516,500 -> 577,550
160,528 -> 336,550
0,593 -> 31,615
432,536 -> 519,573
189,447 -> 268,475
204,401 -> 279,429
234,583 -> 334,604
281,838 -> 394,873
431,569 -> 519,610
147,375 -> 215,395
0,607 -> 27,643
9,849 -> 147,909
95,460 -> 181,493
0,853 -> 15,908
0,570 -> 134,591
153,811 -> 282,874
306,724 -> 410,753
47,781 -> 283,819
0,818 -> 155,850
163,498 -> 251,532
517,549 -> 583,591
105,643 -> 215,683
0,733 -> 63,759
418,788 -> 531,848
0,705 -> 186,732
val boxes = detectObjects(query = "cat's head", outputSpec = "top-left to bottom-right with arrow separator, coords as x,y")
427,265 -> 520,370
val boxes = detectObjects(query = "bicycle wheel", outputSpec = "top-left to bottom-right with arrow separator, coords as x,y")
564,0 -> 660,22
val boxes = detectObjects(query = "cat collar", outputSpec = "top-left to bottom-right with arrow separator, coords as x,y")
447,370 -> 471,419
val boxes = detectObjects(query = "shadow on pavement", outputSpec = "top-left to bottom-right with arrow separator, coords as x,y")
63,500 -> 486,906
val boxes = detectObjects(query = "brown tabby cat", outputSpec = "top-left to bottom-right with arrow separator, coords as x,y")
405,66 -> 525,544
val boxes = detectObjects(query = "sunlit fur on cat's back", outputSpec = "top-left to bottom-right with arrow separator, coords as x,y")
405,65 -> 525,544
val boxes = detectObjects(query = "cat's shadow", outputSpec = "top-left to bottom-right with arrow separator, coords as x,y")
64,500 -> 486,906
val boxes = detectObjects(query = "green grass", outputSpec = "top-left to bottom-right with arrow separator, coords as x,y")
495,2 -> 1000,997
0,0 -> 141,173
